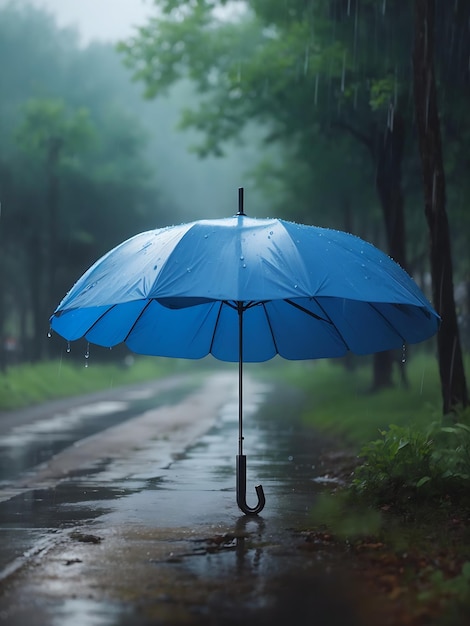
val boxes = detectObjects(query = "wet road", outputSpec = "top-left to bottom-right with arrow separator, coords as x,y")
0,368 -> 364,625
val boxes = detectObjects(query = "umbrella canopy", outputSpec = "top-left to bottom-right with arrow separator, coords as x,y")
50,196 -> 439,515
51,217 -> 438,361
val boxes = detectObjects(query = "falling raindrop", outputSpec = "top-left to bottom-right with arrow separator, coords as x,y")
432,169 -> 438,210
85,343 -> 90,368
314,74 -> 319,106
304,44 -> 309,75
66,341 -> 71,353
387,103 -> 395,131
401,344 -> 406,363
47,329 -> 52,338
341,51 -> 346,92
394,66 -> 398,107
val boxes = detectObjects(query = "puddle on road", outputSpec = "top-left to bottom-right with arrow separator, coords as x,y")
0,375 -> 362,625
0,382 -> 196,486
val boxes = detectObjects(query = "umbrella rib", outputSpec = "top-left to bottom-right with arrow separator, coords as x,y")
368,302 -> 407,344
123,300 -> 153,343
208,301 -> 225,354
285,298 -> 352,352
284,298 -> 332,323
82,304 -> 118,336
261,302 -> 279,354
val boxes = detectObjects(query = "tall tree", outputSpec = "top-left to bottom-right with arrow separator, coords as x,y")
119,0 -> 419,387
15,98 -> 95,359
412,0 -> 468,412
0,3 -> 168,362
120,0 -> 469,399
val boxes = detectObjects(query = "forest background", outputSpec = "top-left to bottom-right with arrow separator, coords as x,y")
0,0 -> 468,411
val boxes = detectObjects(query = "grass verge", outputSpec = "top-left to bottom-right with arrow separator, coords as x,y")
0,356 -> 189,411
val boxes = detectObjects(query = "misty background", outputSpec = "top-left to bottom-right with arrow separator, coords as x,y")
1,0 -> 270,222
0,0 -> 468,402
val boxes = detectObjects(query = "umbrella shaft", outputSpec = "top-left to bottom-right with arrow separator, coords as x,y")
238,302 -> 243,456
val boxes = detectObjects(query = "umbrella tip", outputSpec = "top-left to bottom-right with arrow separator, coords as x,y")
237,187 -> 246,216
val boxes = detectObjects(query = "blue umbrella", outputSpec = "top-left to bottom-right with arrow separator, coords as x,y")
50,189 -> 439,515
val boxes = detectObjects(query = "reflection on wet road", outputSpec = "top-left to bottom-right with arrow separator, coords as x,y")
0,369 -> 359,625
0,378 -> 193,486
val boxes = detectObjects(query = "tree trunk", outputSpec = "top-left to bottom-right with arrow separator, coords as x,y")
46,137 -> 62,361
412,0 -> 468,413
372,110 -> 409,390
28,232 -> 48,362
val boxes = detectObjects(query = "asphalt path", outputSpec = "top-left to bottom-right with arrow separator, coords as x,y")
0,369 -> 364,626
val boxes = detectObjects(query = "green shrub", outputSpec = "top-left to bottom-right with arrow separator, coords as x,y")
432,407 -> 470,486
352,424 -> 438,502
353,407 -> 470,506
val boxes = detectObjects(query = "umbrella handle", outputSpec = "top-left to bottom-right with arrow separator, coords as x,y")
236,454 -> 266,516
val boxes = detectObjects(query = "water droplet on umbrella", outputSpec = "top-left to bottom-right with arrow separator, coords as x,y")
242,263 -> 247,268
153,265 -> 158,270
240,255 -> 244,260
187,267 -> 191,273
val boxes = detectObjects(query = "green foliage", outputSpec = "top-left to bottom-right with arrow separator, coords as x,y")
310,491 -> 382,539
353,407 -> 470,505
282,351 -> 442,441
433,408 -> 470,484
369,75 -> 396,112
352,424 -> 437,500
119,0 -> 470,282
119,0 -> 389,229
16,98 -> 95,158
419,561 -> 470,605
271,352 -> 469,506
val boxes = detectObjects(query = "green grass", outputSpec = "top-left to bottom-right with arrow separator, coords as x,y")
269,351 -> 457,443
0,356 -> 187,411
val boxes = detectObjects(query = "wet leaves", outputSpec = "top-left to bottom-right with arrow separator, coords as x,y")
299,510 -> 470,625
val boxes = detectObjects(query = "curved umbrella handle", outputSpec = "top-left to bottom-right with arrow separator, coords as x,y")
236,454 -> 266,516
